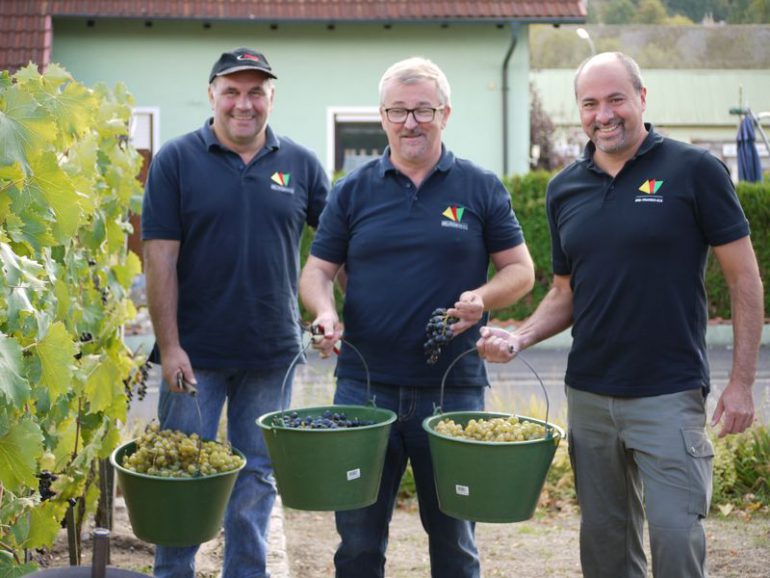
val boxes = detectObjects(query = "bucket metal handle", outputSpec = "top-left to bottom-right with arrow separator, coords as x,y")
438,346 -> 557,440
271,325 -> 374,427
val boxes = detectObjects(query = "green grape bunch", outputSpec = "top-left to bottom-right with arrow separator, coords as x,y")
121,423 -> 245,478
434,416 -> 547,442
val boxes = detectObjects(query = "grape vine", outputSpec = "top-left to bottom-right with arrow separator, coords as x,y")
0,64 -> 144,572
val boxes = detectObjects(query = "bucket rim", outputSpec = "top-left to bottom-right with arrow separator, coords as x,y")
110,439 -> 246,482
422,411 -> 564,446
257,404 -> 397,431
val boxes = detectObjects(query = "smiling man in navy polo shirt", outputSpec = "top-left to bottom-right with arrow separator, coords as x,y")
477,52 -> 764,578
142,48 -> 329,578
300,57 -> 535,578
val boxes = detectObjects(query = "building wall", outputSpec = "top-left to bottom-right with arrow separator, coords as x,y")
51,18 -> 531,176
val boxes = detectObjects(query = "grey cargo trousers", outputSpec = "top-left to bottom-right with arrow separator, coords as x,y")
566,386 -> 713,578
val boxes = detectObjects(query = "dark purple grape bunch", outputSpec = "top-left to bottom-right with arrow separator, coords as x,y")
424,307 -> 459,365
37,470 -> 58,501
278,410 -> 374,429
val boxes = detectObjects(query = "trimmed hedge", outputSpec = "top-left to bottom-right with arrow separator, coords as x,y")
300,175 -> 769,323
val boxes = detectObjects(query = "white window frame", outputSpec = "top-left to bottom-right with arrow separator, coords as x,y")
325,106 -> 381,175
129,106 -> 161,155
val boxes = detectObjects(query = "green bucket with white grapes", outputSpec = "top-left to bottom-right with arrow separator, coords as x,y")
422,349 -> 563,523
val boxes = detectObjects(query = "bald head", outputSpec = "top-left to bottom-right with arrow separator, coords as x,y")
574,52 -> 644,100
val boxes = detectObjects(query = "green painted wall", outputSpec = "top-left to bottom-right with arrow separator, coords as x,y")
51,18 -> 531,177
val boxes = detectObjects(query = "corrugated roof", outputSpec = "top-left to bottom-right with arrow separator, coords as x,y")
1,0 -> 586,73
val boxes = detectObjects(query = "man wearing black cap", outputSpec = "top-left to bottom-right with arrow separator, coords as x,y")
142,48 -> 329,578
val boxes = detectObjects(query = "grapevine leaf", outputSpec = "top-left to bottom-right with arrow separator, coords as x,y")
0,242 -> 45,288
38,73 -> 97,145
0,418 -> 43,489
112,250 -> 142,288
26,151 -> 82,243
51,416 -> 77,471
83,356 -> 123,413
37,321 -> 75,402
0,333 -> 29,407
0,84 -> 57,169
53,278 -> 70,321
25,500 -> 67,549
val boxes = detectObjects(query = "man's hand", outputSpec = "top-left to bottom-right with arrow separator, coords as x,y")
476,326 -> 521,363
311,315 -> 343,359
710,381 -> 755,437
160,345 -> 196,393
447,291 -> 484,336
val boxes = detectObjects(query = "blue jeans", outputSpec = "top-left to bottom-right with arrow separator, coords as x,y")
333,379 -> 484,578
154,366 -> 294,578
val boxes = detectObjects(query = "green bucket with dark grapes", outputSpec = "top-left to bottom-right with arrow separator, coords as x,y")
422,348 -> 564,523
257,337 -> 396,511
110,439 -> 246,546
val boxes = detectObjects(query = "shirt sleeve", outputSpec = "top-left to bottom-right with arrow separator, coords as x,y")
141,144 -> 182,241
547,181 -> 571,276
305,155 -> 331,229
483,176 -> 525,254
692,151 -> 750,246
309,179 -> 349,265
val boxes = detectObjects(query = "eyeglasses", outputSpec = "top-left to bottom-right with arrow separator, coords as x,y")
383,106 -> 444,124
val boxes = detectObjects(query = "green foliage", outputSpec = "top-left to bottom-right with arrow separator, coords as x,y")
496,172 -> 554,321
711,425 -> 770,507
602,0 -> 637,24
541,424 -> 770,512
0,64 -> 143,568
530,24 -> 770,70
636,0 -> 670,23
706,182 -> 770,319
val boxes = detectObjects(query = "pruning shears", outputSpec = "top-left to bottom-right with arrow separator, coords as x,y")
311,323 -> 341,356
176,372 -> 198,396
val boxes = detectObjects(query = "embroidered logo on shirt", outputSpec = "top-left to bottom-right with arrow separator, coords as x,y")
635,179 -> 664,204
441,205 -> 469,230
270,172 -> 294,194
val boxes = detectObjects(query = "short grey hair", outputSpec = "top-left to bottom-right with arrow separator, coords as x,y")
378,57 -> 451,106
574,52 -> 644,98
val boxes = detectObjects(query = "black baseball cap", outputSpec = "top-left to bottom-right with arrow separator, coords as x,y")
208,48 -> 278,83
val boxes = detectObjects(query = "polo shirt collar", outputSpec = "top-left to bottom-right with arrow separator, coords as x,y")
377,144 -> 455,178
580,122 -> 662,169
202,119 -> 280,152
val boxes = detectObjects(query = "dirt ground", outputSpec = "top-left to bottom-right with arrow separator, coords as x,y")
283,501 -> 770,578
46,495 -> 769,578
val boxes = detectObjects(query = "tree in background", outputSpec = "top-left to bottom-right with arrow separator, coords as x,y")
529,83 -> 561,171
636,0 -> 669,23
601,0 -> 636,24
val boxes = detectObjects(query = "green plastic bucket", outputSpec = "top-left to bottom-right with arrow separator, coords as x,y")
423,411 -> 563,522
257,335 -> 396,511
422,348 -> 564,523
110,440 -> 245,546
258,403 -> 396,510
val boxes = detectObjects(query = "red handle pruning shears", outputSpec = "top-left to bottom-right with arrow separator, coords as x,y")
310,323 -> 341,355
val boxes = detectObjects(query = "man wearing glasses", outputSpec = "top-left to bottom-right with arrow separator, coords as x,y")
300,57 -> 535,577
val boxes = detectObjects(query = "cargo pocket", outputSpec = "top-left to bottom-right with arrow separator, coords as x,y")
682,428 -> 714,517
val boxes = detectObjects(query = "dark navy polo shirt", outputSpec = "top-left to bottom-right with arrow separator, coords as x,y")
311,146 -> 525,387
547,124 -> 750,397
142,121 -> 329,369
